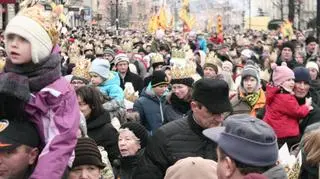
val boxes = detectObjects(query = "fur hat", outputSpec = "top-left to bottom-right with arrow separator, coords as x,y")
5,5 -> 58,64
271,62 -> 295,86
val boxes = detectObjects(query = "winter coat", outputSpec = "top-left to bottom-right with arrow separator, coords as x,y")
163,93 -> 191,124
118,150 -> 144,179
229,88 -> 266,118
133,86 -> 166,134
276,56 -> 301,70
87,110 -> 120,163
97,71 -> 124,103
133,114 -> 218,178
118,71 -> 144,94
25,77 -> 80,179
263,85 -> 310,138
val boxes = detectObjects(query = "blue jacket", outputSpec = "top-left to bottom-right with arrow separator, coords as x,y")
198,37 -> 207,52
133,85 -> 166,134
97,71 -> 124,103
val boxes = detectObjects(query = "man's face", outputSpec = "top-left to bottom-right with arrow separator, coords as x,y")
68,165 -> 101,179
294,81 -> 310,98
204,67 -> 217,79
116,61 -> 129,74
216,148 -> 236,179
281,47 -> 293,61
191,101 -> 223,129
104,54 -> 114,62
0,145 -> 38,179
307,42 -> 317,54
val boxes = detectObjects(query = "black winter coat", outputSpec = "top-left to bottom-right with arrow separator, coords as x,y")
118,150 -> 144,179
87,110 -> 120,163
133,113 -> 218,178
119,71 -> 144,94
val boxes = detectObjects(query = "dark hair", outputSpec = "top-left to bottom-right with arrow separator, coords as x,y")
217,147 -> 274,175
76,86 -> 105,119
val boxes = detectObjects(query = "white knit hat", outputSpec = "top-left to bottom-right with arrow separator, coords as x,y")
89,59 -> 111,79
306,61 -> 319,72
4,7 -> 54,64
114,53 -> 129,65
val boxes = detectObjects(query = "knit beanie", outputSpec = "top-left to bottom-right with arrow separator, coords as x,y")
306,36 -> 317,45
281,41 -> 295,54
4,6 -> 57,64
120,122 -> 148,148
151,71 -> 169,88
293,67 -> 311,84
306,61 -> 319,72
114,53 -> 129,65
104,48 -> 115,57
271,62 -> 295,86
89,59 -> 110,80
241,60 -> 260,91
72,137 -> 106,169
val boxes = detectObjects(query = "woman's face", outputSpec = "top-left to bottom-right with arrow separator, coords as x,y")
118,130 -> 141,157
77,96 -> 92,119
308,68 -> 318,80
172,84 -> 189,100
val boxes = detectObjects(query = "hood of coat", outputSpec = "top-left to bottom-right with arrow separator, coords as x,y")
87,110 -> 111,130
265,85 -> 281,105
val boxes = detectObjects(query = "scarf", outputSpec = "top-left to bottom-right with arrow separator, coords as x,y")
170,93 -> 191,114
0,54 -> 62,102
243,90 -> 261,107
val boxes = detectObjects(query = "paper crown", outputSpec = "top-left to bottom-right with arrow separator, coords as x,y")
150,53 -> 164,64
172,49 -> 185,59
171,60 -> 197,80
18,3 -> 60,45
205,52 -> 222,66
0,59 -> 5,72
122,41 -> 133,53
71,57 -> 91,81
84,43 -> 94,51
95,46 -> 104,55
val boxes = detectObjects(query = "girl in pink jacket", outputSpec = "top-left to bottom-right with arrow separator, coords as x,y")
0,5 -> 79,179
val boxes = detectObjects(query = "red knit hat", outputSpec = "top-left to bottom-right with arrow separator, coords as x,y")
271,62 -> 295,86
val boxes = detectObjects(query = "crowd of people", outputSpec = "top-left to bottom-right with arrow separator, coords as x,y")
1,2 -> 320,179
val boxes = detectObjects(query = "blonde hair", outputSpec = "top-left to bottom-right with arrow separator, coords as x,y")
303,128 -> 320,165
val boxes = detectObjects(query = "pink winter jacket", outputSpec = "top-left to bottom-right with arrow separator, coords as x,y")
25,77 -> 80,179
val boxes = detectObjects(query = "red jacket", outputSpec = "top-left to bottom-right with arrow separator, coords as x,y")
263,85 -> 309,138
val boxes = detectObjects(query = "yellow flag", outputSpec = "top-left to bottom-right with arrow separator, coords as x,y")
158,7 -> 167,30
281,20 -> 294,40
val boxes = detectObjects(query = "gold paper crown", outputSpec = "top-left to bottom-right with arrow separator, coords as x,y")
151,53 -> 164,64
205,52 -> 221,66
84,43 -> 94,51
71,57 -> 91,81
19,4 -> 59,45
171,60 -> 196,80
171,49 -> 185,59
121,41 -> 133,53
0,59 -> 5,72
95,46 -> 104,55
